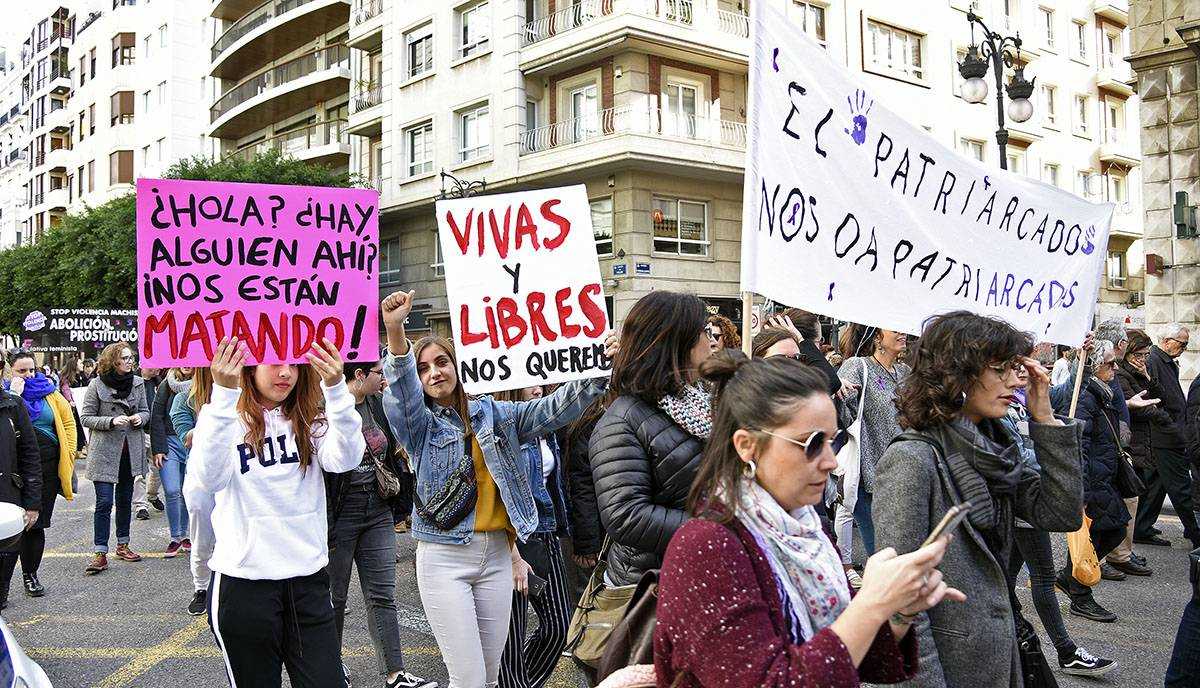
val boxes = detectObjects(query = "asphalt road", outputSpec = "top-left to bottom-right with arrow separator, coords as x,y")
4,482 -> 1193,688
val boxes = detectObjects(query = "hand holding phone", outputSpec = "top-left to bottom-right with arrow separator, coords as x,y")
923,501 -> 973,548
527,571 -> 548,599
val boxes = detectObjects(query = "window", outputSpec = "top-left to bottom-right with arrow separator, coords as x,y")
866,20 -> 924,81
1107,251 -> 1126,288
1106,100 -> 1124,142
141,144 -> 150,166
525,99 -> 538,132
959,138 -> 985,162
78,56 -> 86,85
110,91 -> 133,125
156,137 -> 164,162
653,197 -> 708,255
1074,94 -> 1090,135
1039,8 -> 1054,50
87,160 -> 94,192
569,84 -> 599,142
380,238 -> 401,286
111,32 -> 135,67
142,90 -> 151,112
663,81 -> 699,138
1042,162 -> 1059,187
88,104 -> 95,135
405,120 -> 434,177
158,24 -> 167,47
431,234 -> 445,276
591,197 -> 613,256
459,2 -> 490,59
794,2 -> 826,46
78,111 -> 86,140
89,48 -> 97,76
157,81 -> 166,105
405,23 -> 433,78
142,34 -> 151,58
1102,31 -> 1120,68
109,150 -> 132,184
457,103 -> 490,162
1076,170 -> 1096,197
1074,21 -> 1088,61
1041,84 -> 1057,126
77,165 -> 84,195
1006,149 -> 1025,174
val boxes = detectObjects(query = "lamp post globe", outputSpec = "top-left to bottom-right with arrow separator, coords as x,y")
961,76 -> 989,103
1007,97 -> 1034,123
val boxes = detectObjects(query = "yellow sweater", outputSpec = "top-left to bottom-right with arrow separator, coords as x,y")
46,392 -> 77,501
471,436 -> 511,535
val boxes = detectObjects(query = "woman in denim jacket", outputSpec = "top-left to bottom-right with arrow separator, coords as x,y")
379,291 -> 614,688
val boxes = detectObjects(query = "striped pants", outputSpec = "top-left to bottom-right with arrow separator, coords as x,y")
498,533 -> 571,688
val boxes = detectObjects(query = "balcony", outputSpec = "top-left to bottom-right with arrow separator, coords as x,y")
518,104 -> 745,179
37,106 -> 71,135
1093,0 -> 1128,26
46,146 -> 72,173
45,187 -> 69,211
1096,53 -> 1134,97
521,0 -> 749,75
209,44 -> 351,139
1099,129 -> 1140,167
1109,201 -> 1140,239
229,119 -> 350,167
347,82 -> 382,136
210,0 -> 350,81
348,0 -> 383,51
49,67 -> 72,95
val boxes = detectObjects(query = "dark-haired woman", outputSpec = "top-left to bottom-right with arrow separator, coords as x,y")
5,352 -> 67,602
654,352 -> 963,687
705,315 -> 740,353
380,290 -> 611,688
873,310 -> 1084,687
752,328 -> 800,359
591,291 -> 713,588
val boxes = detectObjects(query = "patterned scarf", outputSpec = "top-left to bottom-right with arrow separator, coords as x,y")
736,478 -> 850,639
657,383 -> 713,440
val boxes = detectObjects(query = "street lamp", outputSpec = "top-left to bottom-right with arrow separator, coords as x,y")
957,10 -> 1036,170
437,170 -> 486,200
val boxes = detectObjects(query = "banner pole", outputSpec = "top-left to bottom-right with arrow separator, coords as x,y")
741,292 -> 753,356
1067,349 -> 1086,419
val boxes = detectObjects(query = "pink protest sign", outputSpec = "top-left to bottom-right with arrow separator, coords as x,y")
136,178 -> 380,367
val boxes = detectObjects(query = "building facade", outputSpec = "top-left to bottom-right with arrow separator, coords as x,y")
1128,0 -> 1200,384
18,6 -> 73,245
345,0 -> 1143,337
0,50 -> 27,249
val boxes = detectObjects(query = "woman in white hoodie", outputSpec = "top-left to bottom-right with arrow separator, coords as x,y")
189,337 -> 364,688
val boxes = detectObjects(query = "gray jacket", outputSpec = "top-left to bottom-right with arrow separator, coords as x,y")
873,420 -> 1084,688
80,377 -> 150,483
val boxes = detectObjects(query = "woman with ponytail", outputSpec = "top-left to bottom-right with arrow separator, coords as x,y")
174,368 -> 216,616
654,352 -> 961,687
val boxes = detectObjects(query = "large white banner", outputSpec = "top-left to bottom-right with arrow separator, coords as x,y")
742,2 -> 1113,346
436,185 -> 611,395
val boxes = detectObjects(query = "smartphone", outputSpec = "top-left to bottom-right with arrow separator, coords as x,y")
922,501 -> 973,547
527,571 -> 547,599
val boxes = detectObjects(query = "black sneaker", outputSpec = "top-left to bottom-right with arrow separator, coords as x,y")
135,508 -> 150,521
1059,647 -> 1117,676
188,590 -> 207,616
1108,558 -> 1153,576
387,671 -> 438,688
1130,552 -> 1149,567
23,573 -> 44,597
1069,598 -> 1118,622
1099,562 -> 1127,581
149,498 -> 165,511
1053,570 -> 1072,596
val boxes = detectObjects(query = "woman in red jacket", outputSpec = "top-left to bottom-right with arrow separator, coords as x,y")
654,352 -> 964,688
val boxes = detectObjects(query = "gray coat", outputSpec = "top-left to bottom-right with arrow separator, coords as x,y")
873,420 -> 1084,688
80,377 -> 150,483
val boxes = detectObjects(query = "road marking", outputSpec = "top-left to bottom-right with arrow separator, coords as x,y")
24,644 -> 442,661
93,617 -> 209,688
9,614 -> 181,628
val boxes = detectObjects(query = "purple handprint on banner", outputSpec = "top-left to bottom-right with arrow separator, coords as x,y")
1080,225 -> 1096,255
843,89 -> 873,145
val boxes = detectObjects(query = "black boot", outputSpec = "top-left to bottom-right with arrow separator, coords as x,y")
23,573 -> 44,597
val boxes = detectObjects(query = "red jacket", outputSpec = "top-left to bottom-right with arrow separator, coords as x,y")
654,517 -> 917,687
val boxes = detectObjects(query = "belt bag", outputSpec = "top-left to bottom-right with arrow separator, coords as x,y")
412,440 -> 477,531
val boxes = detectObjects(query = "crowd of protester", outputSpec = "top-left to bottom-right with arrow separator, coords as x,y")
1,296 -> 1199,688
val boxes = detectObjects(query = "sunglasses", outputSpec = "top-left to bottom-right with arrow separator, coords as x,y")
757,428 -> 845,461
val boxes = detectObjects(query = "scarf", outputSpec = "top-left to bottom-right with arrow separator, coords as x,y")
167,371 -> 191,395
736,478 -> 850,640
101,370 -> 135,399
932,417 -> 1024,560
657,382 -> 712,440
4,374 -> 56,421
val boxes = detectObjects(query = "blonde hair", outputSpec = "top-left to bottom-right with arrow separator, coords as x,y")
96,342 -> 134,375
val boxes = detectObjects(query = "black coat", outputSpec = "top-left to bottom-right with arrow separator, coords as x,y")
565,413 -> 604,557
1187,377 -> 1200,460
325,394 -> 411,539
0,392 -> 42,550
1147,347 -> 1187,449
149,377 -> 179,455
1076,379 -> 1129,531
589,394 -> 703,586
1115,360 -> 1173,470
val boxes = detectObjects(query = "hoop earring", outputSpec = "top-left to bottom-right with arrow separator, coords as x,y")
743,459 -> 757,480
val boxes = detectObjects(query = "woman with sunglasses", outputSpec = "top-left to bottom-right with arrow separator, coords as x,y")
705,315 -> 740,353
833,325 -> 910,586
80,343 -> 150,574
872,311 -> 1083,688
653,351 -> 963,687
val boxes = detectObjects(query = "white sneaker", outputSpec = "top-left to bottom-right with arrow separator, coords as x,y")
846,569 -> 864,589
386,671 -> 438,688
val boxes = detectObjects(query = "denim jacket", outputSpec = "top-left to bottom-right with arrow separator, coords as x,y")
520,434 -> 571,536
382,347 -> 606,545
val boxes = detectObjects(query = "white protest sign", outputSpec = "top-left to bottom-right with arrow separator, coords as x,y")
436,185 -> 611,395
742,2 -> 1113,346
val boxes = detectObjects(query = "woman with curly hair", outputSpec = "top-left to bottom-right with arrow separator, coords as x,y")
872,311 -> 1084,687
705,315 -> 740,353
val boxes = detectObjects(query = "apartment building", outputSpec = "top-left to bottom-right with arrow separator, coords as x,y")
18,6 -> 73,245
348,0 -> 1142,337
204,0 -> 352,172
0,51 -> 27,248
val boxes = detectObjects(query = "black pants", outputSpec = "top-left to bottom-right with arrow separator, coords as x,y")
499,532 -> 572,688
1136,445 -> 1200,544
1062,523 -> 1126,602
208,568 -> 345,688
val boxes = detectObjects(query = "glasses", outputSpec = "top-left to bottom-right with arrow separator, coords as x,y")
757,428 -> 845,461
1129,351 -> 1149,360
368,368 -> 384,377
119,355 -> 135,362
986,359 -> 1025,378
704,329 -> 719,341
1167,337 -> 1190,347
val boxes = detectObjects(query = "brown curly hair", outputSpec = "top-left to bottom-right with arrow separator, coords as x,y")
896,310 -> 1034,431
706,314 -> 740,350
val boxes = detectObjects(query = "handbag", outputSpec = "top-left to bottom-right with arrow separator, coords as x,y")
362,408 -> 403,500
1097,411 -> 1146,499
833,364 -> 869,510
1016,614 -> 1060,688
1067,513 -> 1101,587
597,570 -> 659,681
567,539 -> 638,670
411,436 -> 477,531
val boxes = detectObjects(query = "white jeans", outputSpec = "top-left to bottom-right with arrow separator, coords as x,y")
417,531 -> 513,688
188,492 -> 216,591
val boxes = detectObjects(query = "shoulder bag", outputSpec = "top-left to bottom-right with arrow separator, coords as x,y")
566,538 -> 638,671
1097,408 -> 1146,499
596,569 -> 659,682
411,434 -> 477,531
832,363 -> 870,510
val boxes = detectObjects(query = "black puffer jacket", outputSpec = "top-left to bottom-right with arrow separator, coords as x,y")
1076,379 -> 1129,531
1115,361 -> 1172,469
589,394 -> 703,586
0,392 -> 41,552
565,413 -> 604,557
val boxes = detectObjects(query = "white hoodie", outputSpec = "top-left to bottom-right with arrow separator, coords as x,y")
189,380 -> 365,580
